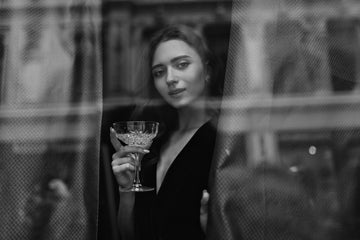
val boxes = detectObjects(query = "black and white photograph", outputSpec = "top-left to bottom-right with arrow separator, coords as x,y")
1,0 -> 360,240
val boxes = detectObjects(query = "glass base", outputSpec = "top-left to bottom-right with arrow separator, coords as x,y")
120,184 -> 154,192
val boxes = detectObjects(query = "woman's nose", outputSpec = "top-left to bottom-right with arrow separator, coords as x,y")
166,68 -> 178,86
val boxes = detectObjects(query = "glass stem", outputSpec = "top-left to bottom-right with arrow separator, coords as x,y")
133,153 -> 141,188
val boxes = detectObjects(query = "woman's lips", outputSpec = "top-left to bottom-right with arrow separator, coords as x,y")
168,88 -> 186,96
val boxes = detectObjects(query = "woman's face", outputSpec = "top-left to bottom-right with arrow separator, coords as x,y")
151,39 -> 209,109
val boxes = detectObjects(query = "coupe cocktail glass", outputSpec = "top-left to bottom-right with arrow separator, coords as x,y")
113,121 -> 159,192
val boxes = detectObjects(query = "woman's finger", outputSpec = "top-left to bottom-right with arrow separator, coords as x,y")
112,147 -> 149,159
110,127 -> 122,151
200,189 -> 209,233
200,190 -> 209,214
112,163 -> 135,189
112,163 -> 135,173
112,156 -> 134,166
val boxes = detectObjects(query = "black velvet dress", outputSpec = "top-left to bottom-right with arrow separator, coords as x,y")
134,120 -> 217,240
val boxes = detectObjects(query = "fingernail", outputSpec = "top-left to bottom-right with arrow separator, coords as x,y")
143,149 -> 150,153
110,127 -> 115,132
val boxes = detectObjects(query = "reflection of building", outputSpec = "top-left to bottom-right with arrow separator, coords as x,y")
209,2 -> 360,239
0,1 -> 101,239
327,16 -> 360,92
0,28 -> 7,102
217,0 -> 360,164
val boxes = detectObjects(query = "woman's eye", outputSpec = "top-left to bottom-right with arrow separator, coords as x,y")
152,69 -> 164,78
177,62 -> 189,69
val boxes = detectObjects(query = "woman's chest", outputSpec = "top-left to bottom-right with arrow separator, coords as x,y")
156,130 -> 198,192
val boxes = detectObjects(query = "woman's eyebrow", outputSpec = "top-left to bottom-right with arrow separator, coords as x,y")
152,55 -> 191,70
170,55 -> 191,63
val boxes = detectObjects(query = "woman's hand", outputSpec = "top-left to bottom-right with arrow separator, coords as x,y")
200,189 -> 209,233
110,127 -> 150,190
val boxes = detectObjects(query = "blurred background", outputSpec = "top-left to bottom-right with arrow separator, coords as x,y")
1,0 -> 360,239
0,0 -> 102,239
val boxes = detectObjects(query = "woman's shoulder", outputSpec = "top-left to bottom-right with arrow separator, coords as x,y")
199,116 -> 219,135
192,117 -> 218,152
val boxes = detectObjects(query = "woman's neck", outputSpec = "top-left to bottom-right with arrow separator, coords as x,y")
177,104 -> 211,132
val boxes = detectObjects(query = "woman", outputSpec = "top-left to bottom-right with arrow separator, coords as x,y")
110,25 -> 222,240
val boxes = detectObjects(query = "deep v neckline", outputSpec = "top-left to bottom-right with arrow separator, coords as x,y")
156,120 -> 211,195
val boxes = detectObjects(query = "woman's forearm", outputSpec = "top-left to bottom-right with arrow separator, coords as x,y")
118,192 -> 135,240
